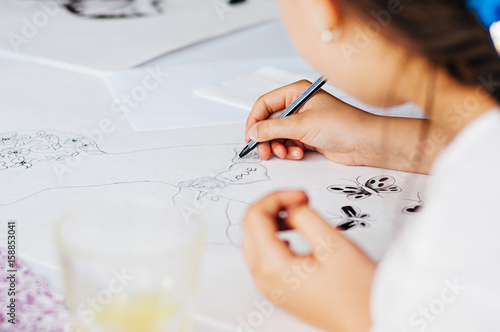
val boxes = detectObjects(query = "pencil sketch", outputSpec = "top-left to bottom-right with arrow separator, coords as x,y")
179,148 -> 269,191
172,147 -> 268,246
172,185 -> 250,247
62,0 -> 165,19
0,178 -> 248,247
402,193 -> 424,215
0,126 -> 426,256
225,198 -> 250,246
0,130 -> 105,170
327,205 -> 374,231
178,163 -> 270,190
327,175 -> 402,200
231,148 -> 261,164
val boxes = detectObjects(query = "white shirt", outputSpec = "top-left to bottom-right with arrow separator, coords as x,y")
371,109 -> 500,332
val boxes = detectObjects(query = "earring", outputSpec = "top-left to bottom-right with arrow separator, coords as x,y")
321,28 -> 342,43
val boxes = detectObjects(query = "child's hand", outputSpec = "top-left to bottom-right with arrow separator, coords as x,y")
245,80 -> 443,174
242,191 -> 375,332
245,80 -> 373,164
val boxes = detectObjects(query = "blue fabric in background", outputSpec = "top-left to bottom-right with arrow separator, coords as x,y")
467,0 -> 500,28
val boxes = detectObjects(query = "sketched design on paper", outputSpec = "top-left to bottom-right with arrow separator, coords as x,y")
327,175 -> 402,200
178,164 -> 270,190
174,147 -> 268,246
0,130 -> 105,170
402,193 -> 424,215
172,182 -> 251,247
231,147 -> 261,164
62,0 -> 165,19
179,148 -> 268,191
328,205 -> 374,231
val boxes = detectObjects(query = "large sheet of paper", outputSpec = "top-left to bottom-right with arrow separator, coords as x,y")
0,63 -> 428,331
105,20 -> 304,131
106,58 -> 311,130
0,0 -> 279,71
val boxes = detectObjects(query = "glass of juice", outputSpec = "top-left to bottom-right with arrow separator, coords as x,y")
54,198 -> 206,332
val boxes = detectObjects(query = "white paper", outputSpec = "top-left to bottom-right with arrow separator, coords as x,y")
0,0 -> 279,71
106,58 -> 312,131
194,66 -> 305,110
0,62 -> 429,331
105,20 -> 305,131
195,66 -> 428,119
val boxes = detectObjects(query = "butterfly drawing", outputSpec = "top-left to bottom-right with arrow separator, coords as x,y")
327,175 -> 402,200
334,206 -> 373,231
402,193 -> 424,215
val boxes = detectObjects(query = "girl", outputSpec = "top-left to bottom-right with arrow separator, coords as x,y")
241,1 -> 500,331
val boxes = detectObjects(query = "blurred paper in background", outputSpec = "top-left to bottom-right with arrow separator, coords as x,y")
0,0 -> 279,71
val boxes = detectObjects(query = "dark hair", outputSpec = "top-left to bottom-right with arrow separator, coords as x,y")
341,0 -> 500,104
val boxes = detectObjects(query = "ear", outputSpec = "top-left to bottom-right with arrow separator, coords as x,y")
308,0 -> 343,32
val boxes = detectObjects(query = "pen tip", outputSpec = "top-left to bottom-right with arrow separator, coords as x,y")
238,145 -> 251,159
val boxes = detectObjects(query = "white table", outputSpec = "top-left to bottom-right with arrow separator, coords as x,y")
0,20 -> 323,332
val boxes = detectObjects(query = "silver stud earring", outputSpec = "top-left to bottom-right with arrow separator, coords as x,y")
321,28 -> 342,43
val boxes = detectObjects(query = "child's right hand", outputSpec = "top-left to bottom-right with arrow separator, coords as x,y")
245,80 -> 444,174
245,80 -> 371,165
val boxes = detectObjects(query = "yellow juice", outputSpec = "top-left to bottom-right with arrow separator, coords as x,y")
80,294 -> 190,332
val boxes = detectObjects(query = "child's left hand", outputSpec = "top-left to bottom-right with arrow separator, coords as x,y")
242,191 -> 375,332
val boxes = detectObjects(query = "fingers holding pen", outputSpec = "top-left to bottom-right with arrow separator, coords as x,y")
256,140 -> 304,160
248,115 -> 307,160
245,80 -> 313,143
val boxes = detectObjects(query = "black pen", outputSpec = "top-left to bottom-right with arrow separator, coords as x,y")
239,76 -> 328,158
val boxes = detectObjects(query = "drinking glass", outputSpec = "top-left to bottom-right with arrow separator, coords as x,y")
54,199 -> 205,332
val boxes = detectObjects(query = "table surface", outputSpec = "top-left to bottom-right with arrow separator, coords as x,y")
0,19 -> 325,332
